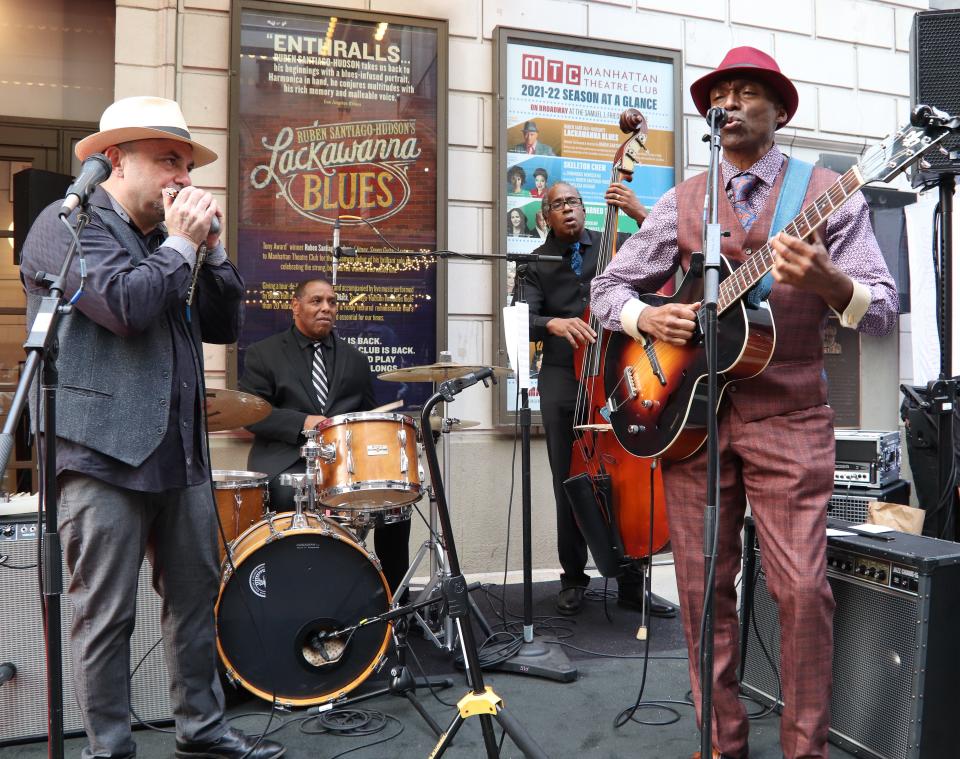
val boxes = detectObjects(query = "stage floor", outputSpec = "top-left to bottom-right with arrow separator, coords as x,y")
1,577 -> 860,759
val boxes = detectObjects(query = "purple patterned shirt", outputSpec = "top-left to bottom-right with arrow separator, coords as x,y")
590,145 -> 898,336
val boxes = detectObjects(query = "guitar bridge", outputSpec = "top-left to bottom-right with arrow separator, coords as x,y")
623,366 -> 638,401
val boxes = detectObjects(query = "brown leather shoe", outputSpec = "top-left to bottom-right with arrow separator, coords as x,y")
690,750 -> 741,759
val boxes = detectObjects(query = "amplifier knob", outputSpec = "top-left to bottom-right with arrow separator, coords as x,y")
0,525 -> 13,538
877,569 -> 887,582
867,567 -> 877,578
855,564 -> 866,574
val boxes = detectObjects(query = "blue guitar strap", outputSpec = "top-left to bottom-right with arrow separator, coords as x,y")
746,156 -> 814,307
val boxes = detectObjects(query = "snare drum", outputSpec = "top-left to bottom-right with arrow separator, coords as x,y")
215,511 -> 391,707
211,470 -> 269,562
316,412 -> 422,511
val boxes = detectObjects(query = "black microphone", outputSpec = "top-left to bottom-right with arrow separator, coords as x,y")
60,153 -> 112,217
706,107 -> 728,129
440,367 -> 496,400
208,214 -> 221,237
0,662 -> 15,686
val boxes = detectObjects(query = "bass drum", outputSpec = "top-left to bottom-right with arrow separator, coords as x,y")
215,512 -> 391,707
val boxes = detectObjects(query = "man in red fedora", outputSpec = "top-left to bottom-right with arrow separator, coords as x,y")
21,96 -> 283,759
592,47 -> 898,758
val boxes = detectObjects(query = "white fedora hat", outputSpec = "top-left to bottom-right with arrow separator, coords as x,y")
75,96 -> 218,168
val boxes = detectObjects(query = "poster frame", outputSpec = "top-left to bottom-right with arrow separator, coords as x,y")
227,1 -> 448,389
492,27 -> 682,429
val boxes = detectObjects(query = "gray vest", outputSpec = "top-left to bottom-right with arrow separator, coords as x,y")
28,206 -> 182,466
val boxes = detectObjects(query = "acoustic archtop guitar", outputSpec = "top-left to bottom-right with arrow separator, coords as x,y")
603,106 -> 958,461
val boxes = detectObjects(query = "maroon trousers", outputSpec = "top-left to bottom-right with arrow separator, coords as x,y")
663,402 -> 836,759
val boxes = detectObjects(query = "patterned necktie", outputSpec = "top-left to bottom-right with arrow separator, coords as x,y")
569,242 -> 582,278
312,343 -> 328,410
729,172 -> 759,231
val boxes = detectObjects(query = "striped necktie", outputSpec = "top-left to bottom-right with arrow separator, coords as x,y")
729,172 -> 759,231
312,343 -> 328,410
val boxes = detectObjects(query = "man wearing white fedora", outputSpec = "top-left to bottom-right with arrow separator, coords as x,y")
21,96 -> 284,759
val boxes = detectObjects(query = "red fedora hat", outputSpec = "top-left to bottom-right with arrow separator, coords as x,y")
689,46 -> 799,129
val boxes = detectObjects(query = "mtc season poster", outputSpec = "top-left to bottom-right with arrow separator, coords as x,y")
503,40 -> 676,411
237,9 -> 441,408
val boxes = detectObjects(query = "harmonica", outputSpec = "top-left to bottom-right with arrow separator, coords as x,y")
163,186 -> 220,236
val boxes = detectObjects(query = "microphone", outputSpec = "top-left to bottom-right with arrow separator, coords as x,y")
440,367 -> 495,400
208,214 -> 221,238
705,107 -> 728,129
59,153 -> 112,217
0,662 -> 15,686
331,217 -> 341,286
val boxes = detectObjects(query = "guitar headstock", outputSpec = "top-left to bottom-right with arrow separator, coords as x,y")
857,106 -> 957,185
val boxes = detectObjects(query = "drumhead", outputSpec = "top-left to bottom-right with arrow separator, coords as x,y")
212,470 -> 269,489
318,411 -> 414,429
216,516 -> 391,706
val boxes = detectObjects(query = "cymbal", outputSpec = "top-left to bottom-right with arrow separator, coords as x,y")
205,388 -> 271,432
430,416 -> 481,432
378,362 -> 514,383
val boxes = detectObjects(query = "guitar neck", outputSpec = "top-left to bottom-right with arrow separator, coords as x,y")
717,165 -> 865,313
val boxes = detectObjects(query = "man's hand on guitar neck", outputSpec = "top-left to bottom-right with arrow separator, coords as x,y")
771,230 -> 854,314
636,302 -> 701,346
546,317 -> 597,348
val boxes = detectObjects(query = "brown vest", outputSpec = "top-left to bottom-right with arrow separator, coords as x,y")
675,158 -> 839,422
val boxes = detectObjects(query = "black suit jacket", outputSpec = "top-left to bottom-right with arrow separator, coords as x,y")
239,326 -> 377,477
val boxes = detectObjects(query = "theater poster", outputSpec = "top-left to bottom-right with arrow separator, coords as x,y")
232,5 -> 446,408
494,29 -> 681,423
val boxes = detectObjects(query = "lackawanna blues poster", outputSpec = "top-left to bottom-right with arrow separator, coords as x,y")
237,9 -> 440,407
502,38 -> 677,411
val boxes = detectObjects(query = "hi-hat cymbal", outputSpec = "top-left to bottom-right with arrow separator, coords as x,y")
205,388 -> 271,432
378,362 -> 514,383
430,416 -> 481,432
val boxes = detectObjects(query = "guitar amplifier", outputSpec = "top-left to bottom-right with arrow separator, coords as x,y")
0,509 -> 172,744
740,518 -> 960,759
834,429 -> 901,488
828,479 -> 911,525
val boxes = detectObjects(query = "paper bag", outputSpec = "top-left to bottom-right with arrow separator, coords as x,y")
867,500 -> 924,535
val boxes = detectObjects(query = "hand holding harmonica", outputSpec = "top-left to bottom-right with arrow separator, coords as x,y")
162,185 -> 221,248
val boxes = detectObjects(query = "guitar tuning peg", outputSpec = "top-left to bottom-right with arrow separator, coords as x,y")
920,158 -> 931,170
938,146 -> 950,156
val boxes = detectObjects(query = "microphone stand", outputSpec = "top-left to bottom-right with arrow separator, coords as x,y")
0,211 -> 92,759
321,235 -> 572,679
699,107 -> 726,759
419,371 -> 549,758
488,256 -> 576,683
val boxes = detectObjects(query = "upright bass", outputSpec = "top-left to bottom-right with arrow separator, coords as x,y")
563,109 -> 669,575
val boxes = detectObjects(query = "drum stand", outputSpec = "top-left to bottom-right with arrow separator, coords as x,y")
394,417 -> 493,651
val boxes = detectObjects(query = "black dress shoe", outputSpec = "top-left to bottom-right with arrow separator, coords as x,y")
616,588 -> 678,618
175,727 -> 285,759
556,586 -> 587,615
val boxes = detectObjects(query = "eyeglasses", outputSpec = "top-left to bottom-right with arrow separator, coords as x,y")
545,196 -> 583,212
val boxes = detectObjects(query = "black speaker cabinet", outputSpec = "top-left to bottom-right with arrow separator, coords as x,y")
828,479 -> 911,525
740,517 -> 960,759
910,9 -> 960,176
0,515 -> 172,744
12,168 -> 72,263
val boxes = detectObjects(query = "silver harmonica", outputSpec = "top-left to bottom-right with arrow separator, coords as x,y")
163,186 -> 220,236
